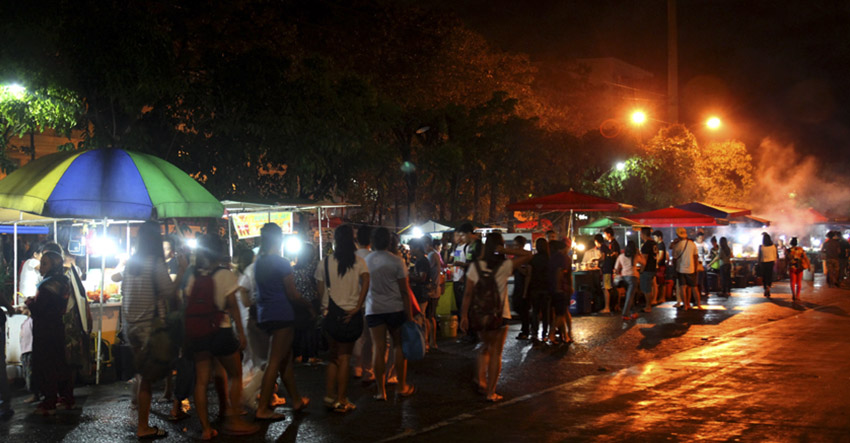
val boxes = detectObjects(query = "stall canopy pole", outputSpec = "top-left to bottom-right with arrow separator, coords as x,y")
227,215 -> 233,259
53,220 -> 57,242
96,218 -> 108,384
13,222 -> 18,305
317,207 -> 323,260
126,221 -> 131,254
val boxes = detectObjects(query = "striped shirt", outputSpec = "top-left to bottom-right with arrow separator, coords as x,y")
121,256 -> 175,327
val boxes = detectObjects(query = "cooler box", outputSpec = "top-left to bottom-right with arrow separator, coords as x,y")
570,291 -> 592,315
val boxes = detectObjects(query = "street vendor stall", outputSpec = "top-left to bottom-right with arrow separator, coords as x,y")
0,148 -> 224,383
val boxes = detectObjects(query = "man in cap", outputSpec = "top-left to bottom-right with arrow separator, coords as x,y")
672,227 -> 701,310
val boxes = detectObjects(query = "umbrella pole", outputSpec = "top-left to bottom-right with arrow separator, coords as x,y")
96,218 -> 107,384
13,222 -> 18,306
54,220 -> 57,242
126,221 -> 131,254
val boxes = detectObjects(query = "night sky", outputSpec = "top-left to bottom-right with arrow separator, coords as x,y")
422,0 -> 850,169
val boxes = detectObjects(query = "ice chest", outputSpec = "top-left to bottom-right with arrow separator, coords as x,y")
570,290 -> 592,315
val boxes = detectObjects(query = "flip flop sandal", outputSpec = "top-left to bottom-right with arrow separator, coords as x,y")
200,429 -> 218,441
398,385 -> 416,398
138,427 -> 168,440
292,398 -> 310,412
254,412 -> 286,421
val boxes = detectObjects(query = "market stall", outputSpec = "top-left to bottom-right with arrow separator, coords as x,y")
0,148 -> 224,383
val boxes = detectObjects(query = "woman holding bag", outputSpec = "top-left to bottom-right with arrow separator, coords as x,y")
316,225 -> 369,413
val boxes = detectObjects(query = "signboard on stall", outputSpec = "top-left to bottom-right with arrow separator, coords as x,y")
232,212 -> 293,239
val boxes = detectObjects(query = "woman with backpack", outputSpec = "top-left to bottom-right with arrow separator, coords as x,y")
460,232 -> 533,402
614,242 -> 645,321
316,225 -> 369,413
787,237 -> 808,301
254,223 -> 311,420
184,235 -> 258,439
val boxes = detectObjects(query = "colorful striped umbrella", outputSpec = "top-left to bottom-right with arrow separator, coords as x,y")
0,148 -> 223,219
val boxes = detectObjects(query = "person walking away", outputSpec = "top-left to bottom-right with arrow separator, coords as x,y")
461,232 -> 533,402
458,223 -> 482,344
821,231 -> 841,288
25,251 -> 71,416
316,225 -> 369,413
352,225 -> 374,381
0,290 -> 14,420
122,221 -> 186,439
672,228 -> 701,310
547,240 -> 573,343
615,242 -> 645,321
184,235 -> 258,439
366,227 -> 414,401
511,236 -> 533,340
293,244 -> 321,365
758,233 -> 778,298
600,228 -> 620,313
714,237 -> 733,297
408,238 -> 433,347
639,228 -> 658,312
696,232 -> 708,297
254,223 -> 311,420
528,238 -> 550,343
786,237 -> 809,301
425,238 -> 443,349
653,231 -> 670,304
839,234 -> 850,286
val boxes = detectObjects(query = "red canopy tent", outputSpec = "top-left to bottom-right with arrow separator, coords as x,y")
630,208 -> 728,227
506,190 -> 634,212
675,202 -> 751,219
515,218 -> 554,231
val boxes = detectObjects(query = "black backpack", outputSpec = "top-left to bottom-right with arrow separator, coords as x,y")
468,260 -> 503,332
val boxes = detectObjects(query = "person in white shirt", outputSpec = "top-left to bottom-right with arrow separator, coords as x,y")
460,232 -> 533,402
615,242 -> 645,321
351,226 -> 374,381
758,233 -> 778,298
19,245 -> 43,299
580,234 -> 605,269
672,228 -> 701,310
316,225 -> 369,413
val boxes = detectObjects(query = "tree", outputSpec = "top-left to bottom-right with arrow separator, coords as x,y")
0,85 -> 82,172
696,140 -> 754,207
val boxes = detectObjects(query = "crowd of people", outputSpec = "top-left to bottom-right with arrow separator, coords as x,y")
1,219 -> 847,439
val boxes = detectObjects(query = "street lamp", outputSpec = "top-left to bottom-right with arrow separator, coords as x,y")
706,116 -> 721,130
615,162 -> 626,171
631,110 -> 647,125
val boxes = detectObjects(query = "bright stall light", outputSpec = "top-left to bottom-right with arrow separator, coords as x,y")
631,110 -> 647,125
186,238 -> 198,249
812,238 -> 822,248
91,236 -> 117,257
285,236 -> 302,255
706,116 -> 722,130
411,227 -> 424,238
576,243 -> 586,252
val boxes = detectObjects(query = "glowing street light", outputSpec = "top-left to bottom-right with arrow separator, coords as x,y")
615,162 -> 626,171
631,110 -> 647,125
2,83 -> 26,100
706,116 -> 722,130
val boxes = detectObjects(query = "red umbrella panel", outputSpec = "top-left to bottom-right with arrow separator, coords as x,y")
506,190 -> 634,212
630,208 -> 727,227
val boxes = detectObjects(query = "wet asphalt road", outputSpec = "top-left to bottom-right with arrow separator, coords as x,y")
2,276 -> 848,442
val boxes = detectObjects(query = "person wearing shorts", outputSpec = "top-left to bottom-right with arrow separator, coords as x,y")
672,228 -> 701,310
639,228 -> 658,312
185,235 -> 258,438
365,227 -> 414,400
600,228 -> 620,313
